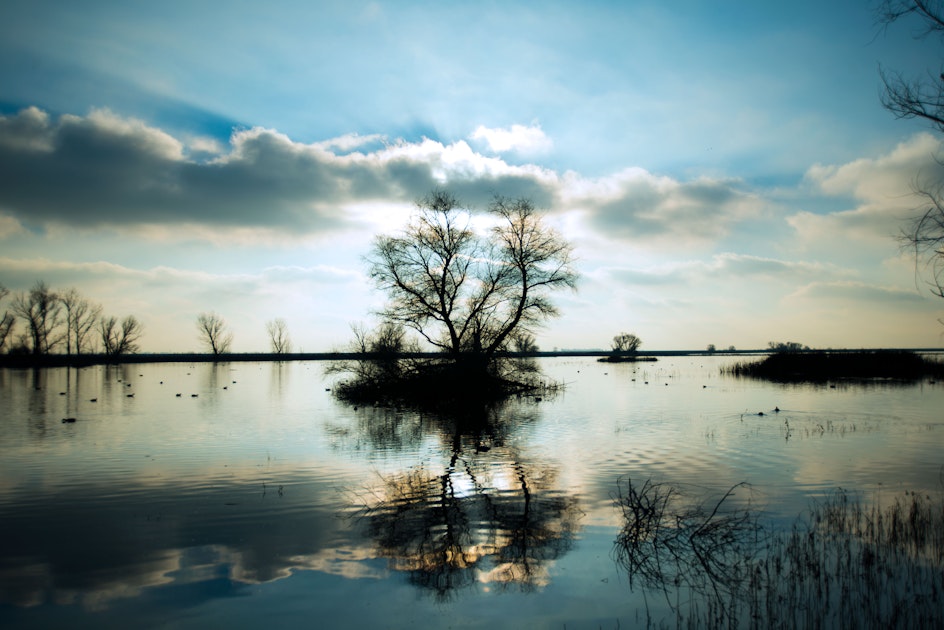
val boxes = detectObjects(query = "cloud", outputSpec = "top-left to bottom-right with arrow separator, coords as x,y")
0,106 -> 54,152
806,133 -> 944,200
704,253 -> 851,279
469,123 -> 553,155
0,107 -> 777,246
603,253 -> 853,287
0,257 -> 362,299
787,280 -> 928,305
0,108 -> 563,237
792,133 -> 944,243
0,213 -> 23,239
569,170 -> 765,243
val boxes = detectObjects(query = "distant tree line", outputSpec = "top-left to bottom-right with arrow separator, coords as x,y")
0,281 -> 295,358
0,281 -> 142,357
767,341 -> 810,353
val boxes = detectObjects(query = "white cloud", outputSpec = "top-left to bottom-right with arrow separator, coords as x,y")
793,133 -> 944,243
314,132 -> 387,153
567,168 -> 765,244
184,135 -> 225,156
806,133 -> 943,200
0,108 -> 563,237
786,280 -> 928,305
0,107 -> 775,247
469,123 -> 553,155
602,253 -> 854,287
0,213 -> 24,239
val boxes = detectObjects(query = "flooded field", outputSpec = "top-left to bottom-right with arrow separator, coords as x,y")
1,356 -> 942,628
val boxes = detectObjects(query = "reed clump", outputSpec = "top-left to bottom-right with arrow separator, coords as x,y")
614,478 -> 944,628
724,350 -> 944,382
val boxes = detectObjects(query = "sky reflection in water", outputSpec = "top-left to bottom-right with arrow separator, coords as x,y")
0,357 -> 942,628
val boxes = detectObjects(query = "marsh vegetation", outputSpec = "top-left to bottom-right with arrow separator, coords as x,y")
614,476 -> 944,628
724,350 -> 944,382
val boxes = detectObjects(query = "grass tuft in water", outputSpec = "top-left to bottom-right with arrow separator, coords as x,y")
613,477 -> 944,628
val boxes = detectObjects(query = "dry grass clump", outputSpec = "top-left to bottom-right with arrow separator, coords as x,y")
614,478 -> 944,628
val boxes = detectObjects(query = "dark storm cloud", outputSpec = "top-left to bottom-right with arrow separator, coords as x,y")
0,107 -> 561,234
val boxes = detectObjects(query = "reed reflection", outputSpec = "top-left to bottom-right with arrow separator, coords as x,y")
345,402 -> 582,600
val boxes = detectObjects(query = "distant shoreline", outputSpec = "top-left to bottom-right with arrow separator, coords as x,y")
1,348 -> 942,369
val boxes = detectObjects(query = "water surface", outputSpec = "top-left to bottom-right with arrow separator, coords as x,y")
1,357 -> 941,628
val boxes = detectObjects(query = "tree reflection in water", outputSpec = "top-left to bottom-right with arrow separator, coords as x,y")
345,402 -> 582,600
612,477 -> 762,626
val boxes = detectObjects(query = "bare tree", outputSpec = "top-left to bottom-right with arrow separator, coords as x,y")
369,191 -> 577,370
878,1 -> 944,297
99,315 -> 144,356
0,284 -> 15,353
60,288 -> 102,355
611,332 -> 642,354
197,312 -> 233,355
327,322 -> 421,395
11,281 -> 63,355
266,318 -> 292,354
878,0 -> 944,133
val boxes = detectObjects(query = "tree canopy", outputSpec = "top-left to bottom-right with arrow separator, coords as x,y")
337,191 -> 577,405
612,332 -> 642,354
369,191 -> 577,363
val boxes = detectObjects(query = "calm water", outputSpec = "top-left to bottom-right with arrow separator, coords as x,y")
1,356 -> 942,628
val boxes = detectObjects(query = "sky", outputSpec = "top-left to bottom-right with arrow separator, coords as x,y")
1,0 -> 943,352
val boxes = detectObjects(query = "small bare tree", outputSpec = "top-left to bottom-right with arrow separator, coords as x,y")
0,284 -> 15,353
266,318 -> 292,354
197,312 -> 233,355
100,315 -> 144,355
60,288 -> 102,355
612,332 -> 642,354
11,281 -> 63,355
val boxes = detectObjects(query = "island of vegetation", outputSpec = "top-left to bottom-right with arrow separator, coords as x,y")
725,342 -> 944,382
596,332 -> 657,363
328,190 -> 578,408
